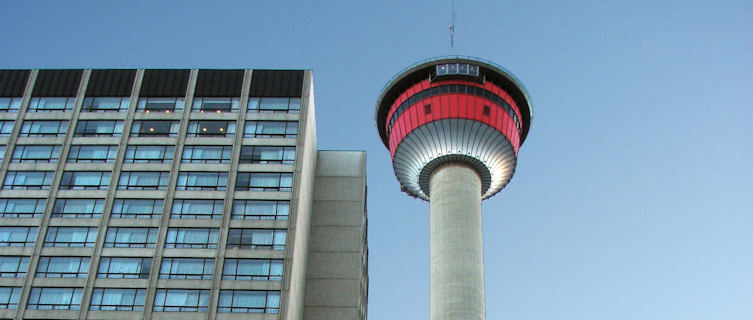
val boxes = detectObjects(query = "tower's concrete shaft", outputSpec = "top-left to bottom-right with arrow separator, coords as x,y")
429,162 -> 485,320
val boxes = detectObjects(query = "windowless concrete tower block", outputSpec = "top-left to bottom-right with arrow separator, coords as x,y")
375,57 -> 532,320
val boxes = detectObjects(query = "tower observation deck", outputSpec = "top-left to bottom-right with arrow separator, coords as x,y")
375,56 -> 532,320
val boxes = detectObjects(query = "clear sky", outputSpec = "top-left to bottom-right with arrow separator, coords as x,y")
1,0 -> 751,319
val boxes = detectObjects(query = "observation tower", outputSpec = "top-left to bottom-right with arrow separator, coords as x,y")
375,56 -> 532,320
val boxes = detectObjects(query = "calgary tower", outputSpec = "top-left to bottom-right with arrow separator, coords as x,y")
375,56 -> 533,320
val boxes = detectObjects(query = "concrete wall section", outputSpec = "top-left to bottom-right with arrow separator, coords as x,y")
282,70 -> 317,320
303,151 -> 368,320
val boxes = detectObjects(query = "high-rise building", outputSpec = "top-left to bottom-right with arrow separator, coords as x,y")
375,56 -> 532,320
0,69 -> 367,320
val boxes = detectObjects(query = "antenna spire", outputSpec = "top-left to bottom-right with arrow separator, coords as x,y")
449,0 -> 455,54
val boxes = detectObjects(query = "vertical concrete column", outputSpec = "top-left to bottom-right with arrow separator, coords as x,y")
429,162 -> 485,320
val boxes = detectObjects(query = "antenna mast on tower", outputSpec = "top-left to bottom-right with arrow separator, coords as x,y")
449,0 -> 455,55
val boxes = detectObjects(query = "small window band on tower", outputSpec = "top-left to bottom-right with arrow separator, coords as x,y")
483,105 -> 490,116
424,104 -> 432,115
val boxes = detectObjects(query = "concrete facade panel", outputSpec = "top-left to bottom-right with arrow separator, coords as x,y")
311,201 -> 367,226
303,307 -> 360,320
308,226 -> 365,252
313,177 -> 366,201
306,251 -> 364,278
303,150 -> 367,320
304,278 -> 362,306
314,151 -> 365,177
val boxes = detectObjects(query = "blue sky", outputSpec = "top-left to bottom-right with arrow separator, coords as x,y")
1,1 -> 751,319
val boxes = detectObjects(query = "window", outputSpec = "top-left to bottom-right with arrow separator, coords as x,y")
0,227 -> 37,247
231,200 -> 289,220
82,97 -> 130,112
248,97 -> 300,113
67,145 -> 118,163
159,258 -> 214,280
59,171 -> 111,190
0,97 -> 22,112
136,97 -> 184,113
0,287 -> 21,309
130,120 -> 179,137
436,62 -> 480,76
0,198 -> 46,218
19,120 -> 68,137
181,145 -> 231,164
52,199 -> 104,218
97,257 -> 152,279
235,172 -> 293,191
111,199 -> 163,219
3,171 -> 54,189
0,145 -> 4,161
171,199 -> 223,219
0,121 -> 13,137
239,146 -> 295,164
11,145 -> 62,163
117,171 -> 170,190
226,229 -> 286,250
123,145 -> 174,163
192,97 -> 239,113
222,259 -> 283,280
0,256 -> 29,277
243,121 -> 297,138
217,290 -> 280,313
90,288 -> 146,311
44,227 -> 97,247
35,257 -> 89,278
152,289 -> 209,312
176,172 -> 228,191
104,227 -> 158,248
165,228 -> 219,249
26,287 -> 84,310
74,120 -> 124,137
186,120 -> 236,138
27,97 -> 75,112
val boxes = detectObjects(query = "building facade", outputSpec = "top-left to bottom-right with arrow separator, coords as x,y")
0,69 -> 367,320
